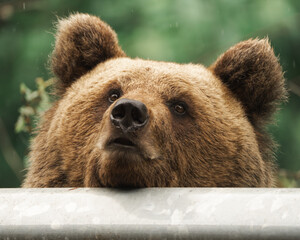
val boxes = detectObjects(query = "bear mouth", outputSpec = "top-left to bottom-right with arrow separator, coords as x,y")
109,137 -> 137,149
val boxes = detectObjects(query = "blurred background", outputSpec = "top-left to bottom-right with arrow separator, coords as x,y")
0,0 -> 299,187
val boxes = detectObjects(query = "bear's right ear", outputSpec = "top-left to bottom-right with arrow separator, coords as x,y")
51,13 -> 126,93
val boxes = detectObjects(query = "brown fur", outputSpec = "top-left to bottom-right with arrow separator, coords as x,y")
23,13 -> 286,188
51,13 -> 125,94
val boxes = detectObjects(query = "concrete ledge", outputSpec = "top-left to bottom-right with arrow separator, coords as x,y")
0,188 -> 300,239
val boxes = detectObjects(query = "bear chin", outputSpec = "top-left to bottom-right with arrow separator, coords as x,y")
96,152 -> 164,188
86,136 -> 161,188
85,141 -> 177,188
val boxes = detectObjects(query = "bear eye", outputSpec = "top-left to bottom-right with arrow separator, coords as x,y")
108,90 -> 121,103
172,102 -> 187,115
174,104 -> 185,114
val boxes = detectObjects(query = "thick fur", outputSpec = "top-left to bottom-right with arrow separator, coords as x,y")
23,14 -> 286,188
51,13 -> 125,94
211,38 -> 286,126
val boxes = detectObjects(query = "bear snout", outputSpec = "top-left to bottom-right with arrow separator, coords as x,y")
110,98 -> 149,133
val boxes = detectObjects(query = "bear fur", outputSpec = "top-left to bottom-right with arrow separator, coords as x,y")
23,13 -> 286,188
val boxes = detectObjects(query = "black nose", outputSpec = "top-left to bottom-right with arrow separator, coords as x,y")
110,98 -> 149,133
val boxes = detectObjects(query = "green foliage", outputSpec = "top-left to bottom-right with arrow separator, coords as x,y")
15,78 -> 53,134
278,170 -> 300,188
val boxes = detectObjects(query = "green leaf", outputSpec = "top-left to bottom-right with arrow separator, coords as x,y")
24,90 -> 39,102
19,106 -> 35,116
15,116 -> 26,133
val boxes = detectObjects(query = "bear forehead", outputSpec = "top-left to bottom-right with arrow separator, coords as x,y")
72,57 -> 224,98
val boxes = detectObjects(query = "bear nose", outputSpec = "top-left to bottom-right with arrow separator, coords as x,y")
110,98 -> 149,133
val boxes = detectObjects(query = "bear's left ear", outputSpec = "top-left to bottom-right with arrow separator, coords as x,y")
51,13 -> 126,93
210,38 -> 287,125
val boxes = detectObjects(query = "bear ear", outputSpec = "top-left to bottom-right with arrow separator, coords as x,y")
210,38 -> 287,125
51,13 -> 126,93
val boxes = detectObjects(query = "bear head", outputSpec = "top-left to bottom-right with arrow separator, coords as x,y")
23,13 -> 286,188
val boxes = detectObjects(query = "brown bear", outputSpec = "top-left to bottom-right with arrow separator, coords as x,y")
23,13 -> 286,188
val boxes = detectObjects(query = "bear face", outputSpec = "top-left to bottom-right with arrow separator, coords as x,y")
23,14 -> 286,188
